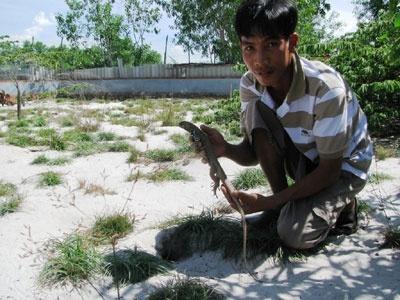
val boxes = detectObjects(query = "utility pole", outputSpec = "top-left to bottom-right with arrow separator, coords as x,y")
164,35 -> 168,64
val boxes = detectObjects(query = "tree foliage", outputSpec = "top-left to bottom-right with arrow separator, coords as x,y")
157,0 -> 334,63
303,1 -> 400,135
55,0 -> 161,66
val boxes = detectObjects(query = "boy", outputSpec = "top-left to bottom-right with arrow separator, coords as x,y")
199,0 -> 373,249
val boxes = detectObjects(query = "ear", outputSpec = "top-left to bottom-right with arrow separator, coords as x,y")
288,33 -> 298,52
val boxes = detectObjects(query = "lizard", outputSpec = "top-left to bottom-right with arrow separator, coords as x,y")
179,121 -> 258,278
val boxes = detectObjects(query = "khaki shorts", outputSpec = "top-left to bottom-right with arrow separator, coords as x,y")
243,100 -> 366,249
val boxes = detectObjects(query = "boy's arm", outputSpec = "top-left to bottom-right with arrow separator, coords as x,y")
223,157 -> 342,214
200,125 -> 257,166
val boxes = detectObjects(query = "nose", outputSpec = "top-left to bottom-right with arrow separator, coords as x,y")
254,49 -> 269,67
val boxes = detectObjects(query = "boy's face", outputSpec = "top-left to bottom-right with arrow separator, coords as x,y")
240,33 -> 298,89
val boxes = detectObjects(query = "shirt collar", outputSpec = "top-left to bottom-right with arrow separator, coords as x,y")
286,51 -> 306,103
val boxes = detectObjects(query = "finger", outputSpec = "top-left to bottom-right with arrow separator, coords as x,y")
221,185 -> 234,207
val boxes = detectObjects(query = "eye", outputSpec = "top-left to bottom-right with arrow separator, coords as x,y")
243,45 -> 254,52
266,41 -> 279,48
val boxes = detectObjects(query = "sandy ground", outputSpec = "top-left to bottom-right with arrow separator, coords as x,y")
0,100 -> 399,300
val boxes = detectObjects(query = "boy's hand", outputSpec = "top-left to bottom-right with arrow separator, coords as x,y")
190,124 -> 227,163
221,185 -> 272,214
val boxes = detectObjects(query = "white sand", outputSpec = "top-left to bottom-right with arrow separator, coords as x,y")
0,100 -> 399,300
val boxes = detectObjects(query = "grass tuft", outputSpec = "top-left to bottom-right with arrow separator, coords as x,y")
146,168 -> 192,182
39,234 -> 103,287
104,249 -> 172,285
375,145 -> 396,160
0,181 -> 22,216
232,168 -> 267,190
382,226 -> 400,249
145,149 -> 177,162
368,172 -> 394,184
156,211 -> 309,263
90,213 -> 134,244
50,157 -> 71,166
148,278 -> 225,300
107,141 -> 131,152
127,147 -> 141,163
39,172 -> 62,186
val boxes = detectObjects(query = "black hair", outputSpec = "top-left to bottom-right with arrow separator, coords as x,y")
235,0 -> 298,39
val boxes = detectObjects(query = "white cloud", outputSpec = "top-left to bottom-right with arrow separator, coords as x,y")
12,11 -> 55,42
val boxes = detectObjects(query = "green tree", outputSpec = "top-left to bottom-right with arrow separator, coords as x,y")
157,0 -> 333,63
124,0 -> 161,46
313,1 -> 400,135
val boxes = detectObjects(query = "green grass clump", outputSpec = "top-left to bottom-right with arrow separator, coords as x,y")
8,119 -> 30,128
73,141 -> 104,157
0,181 -> 22,216
6,131 -> 38,147
107,141 -> 131,152
104,249 -> 172,285
375,145 -> 396,160
170,133 -> 192,153
157,104 -> 184,126
146,168 -> 191,182
145,149 -> 177,162
382,226 -> 400,249
90,213 -> 134,243
97,132 -> 117,141
0,196 -> 22,216
39,234 -> 103,287
33,116 -> 48,127
368,172 -> 394,184
39,172 -> 62,186
63,129 -> 93,143
156,211 -> 307,263
148,278 -> 225,300
232,168 -> 267,190
32,155 -> 70,166
0,182 -> 17,197
127,147 -> 141,163
59,115 -> 76,127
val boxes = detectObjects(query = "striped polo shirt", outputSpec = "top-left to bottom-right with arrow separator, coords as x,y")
240,52 -> 373,180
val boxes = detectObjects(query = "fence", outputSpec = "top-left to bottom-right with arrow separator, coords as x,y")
0,63 -> 241,81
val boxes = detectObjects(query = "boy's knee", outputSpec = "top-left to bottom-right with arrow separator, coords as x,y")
277,216 -> 329,250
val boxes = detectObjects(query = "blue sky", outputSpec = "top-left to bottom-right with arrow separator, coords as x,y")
0,0 -> 357,63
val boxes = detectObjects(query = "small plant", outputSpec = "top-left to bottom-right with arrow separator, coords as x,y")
39,172 -> 62,187
33,116 -> 48,127
368,172 -> 394,184
0,181 -> 22,216
375,145 -> 396,160
32,155 -> 70,166
59,115 -> 76,127
90,213 -> 134,243
146,168 -> 191,182
63,129 -> 93,143
32,155 -> 50,165
170,133 -> 192,153
107,141 -> 131,152
127,147 -> 141,163
382,226 -> 400,249
6,131 -> 38,148
0,195 -> 22,216
73,141 -> 103,157
104,249 -> 172,285
148,278 -> 225,300
97,132 -> 117,141
157,104 -> 183,126
39,234 -> 103,287
232,168 -> 267,190
76,119 -> 100,133
145,149 -> 177,162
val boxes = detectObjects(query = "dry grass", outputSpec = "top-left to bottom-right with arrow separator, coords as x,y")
77,180 -> 116,196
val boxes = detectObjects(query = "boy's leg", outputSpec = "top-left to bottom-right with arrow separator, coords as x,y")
277,171 -> 366,249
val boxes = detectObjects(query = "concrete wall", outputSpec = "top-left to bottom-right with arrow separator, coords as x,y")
0,78 -> 240,97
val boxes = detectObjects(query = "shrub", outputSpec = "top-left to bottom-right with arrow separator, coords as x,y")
107,142 -> 130,152
0,181 -> 22,216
